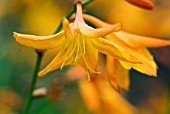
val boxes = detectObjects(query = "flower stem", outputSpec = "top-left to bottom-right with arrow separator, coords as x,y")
22,50 -> 43,114
54,0 -> 94,34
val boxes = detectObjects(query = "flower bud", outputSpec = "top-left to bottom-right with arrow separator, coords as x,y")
125,0 -> 154,10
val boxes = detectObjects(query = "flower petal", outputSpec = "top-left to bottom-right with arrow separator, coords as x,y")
84,15 -> 170,49
78,38 -> 99,80
62,18 -> 73,38
13,31 -> 65,49
91,37 -> 140,63
78,22 -> 121,38
106,33 -> 157,76
119,48 -> 157,76
83,14 -> 109,28
107,56 -> 129,91
115,31 -> 170,48
38,51 -> 64,76
38,39 -> 74,76
106,56 -> 119,92
95,79 -> 137,114
78,80 -> 101,113
84,38 -> 98,71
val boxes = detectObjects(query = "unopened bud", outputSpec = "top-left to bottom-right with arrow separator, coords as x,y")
125,0 -> 154,10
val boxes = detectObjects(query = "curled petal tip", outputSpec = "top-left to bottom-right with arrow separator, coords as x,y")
13,32 -> 23,38
112,23 -> 122,32
63,18 -> 69,26
38,72 -> 44,77
13,32 -> 18,37
62,18 -> 71,31
152,73 -> 157,77
78,22 -> 122,38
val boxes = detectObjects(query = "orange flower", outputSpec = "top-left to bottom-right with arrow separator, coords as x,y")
67,65 -> 137,114
83,14 -> 170,91
13,2 -> 139,79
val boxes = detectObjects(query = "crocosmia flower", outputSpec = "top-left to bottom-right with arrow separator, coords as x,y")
13,2 -> 139,80
83,14 -> 170,90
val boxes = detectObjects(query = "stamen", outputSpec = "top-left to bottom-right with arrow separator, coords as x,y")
60,57 -> 70,70
61,37 -> 85,69
74,37 -> 80,63
68,40 -> 78,59
82,56 -> 101,74
87,70 -> 90,81
59,41 -> 72,70
82,35 -> 86,55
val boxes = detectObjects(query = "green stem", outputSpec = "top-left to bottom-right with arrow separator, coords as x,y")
54,0 -> 94,34
22,51 -> 43,114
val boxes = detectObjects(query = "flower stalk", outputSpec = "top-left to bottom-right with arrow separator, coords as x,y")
22,50 -> 43,114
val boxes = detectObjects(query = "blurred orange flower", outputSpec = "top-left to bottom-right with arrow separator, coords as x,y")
67,65 -> 137,114
0,88 -> 22,114
83,14 -> 170,91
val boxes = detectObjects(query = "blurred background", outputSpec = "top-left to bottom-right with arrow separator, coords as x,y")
0,0 -> 170,114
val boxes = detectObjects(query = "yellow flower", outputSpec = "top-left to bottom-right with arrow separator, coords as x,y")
83,14 -> 170,90
13,2 -> 139,79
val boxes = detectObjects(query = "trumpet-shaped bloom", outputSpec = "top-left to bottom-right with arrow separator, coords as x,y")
83,14 -> 170,90
13,2 -> 139,79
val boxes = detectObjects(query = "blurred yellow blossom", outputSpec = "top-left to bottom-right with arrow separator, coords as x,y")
13,2 -> 140,79
83,14 -> 170,91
